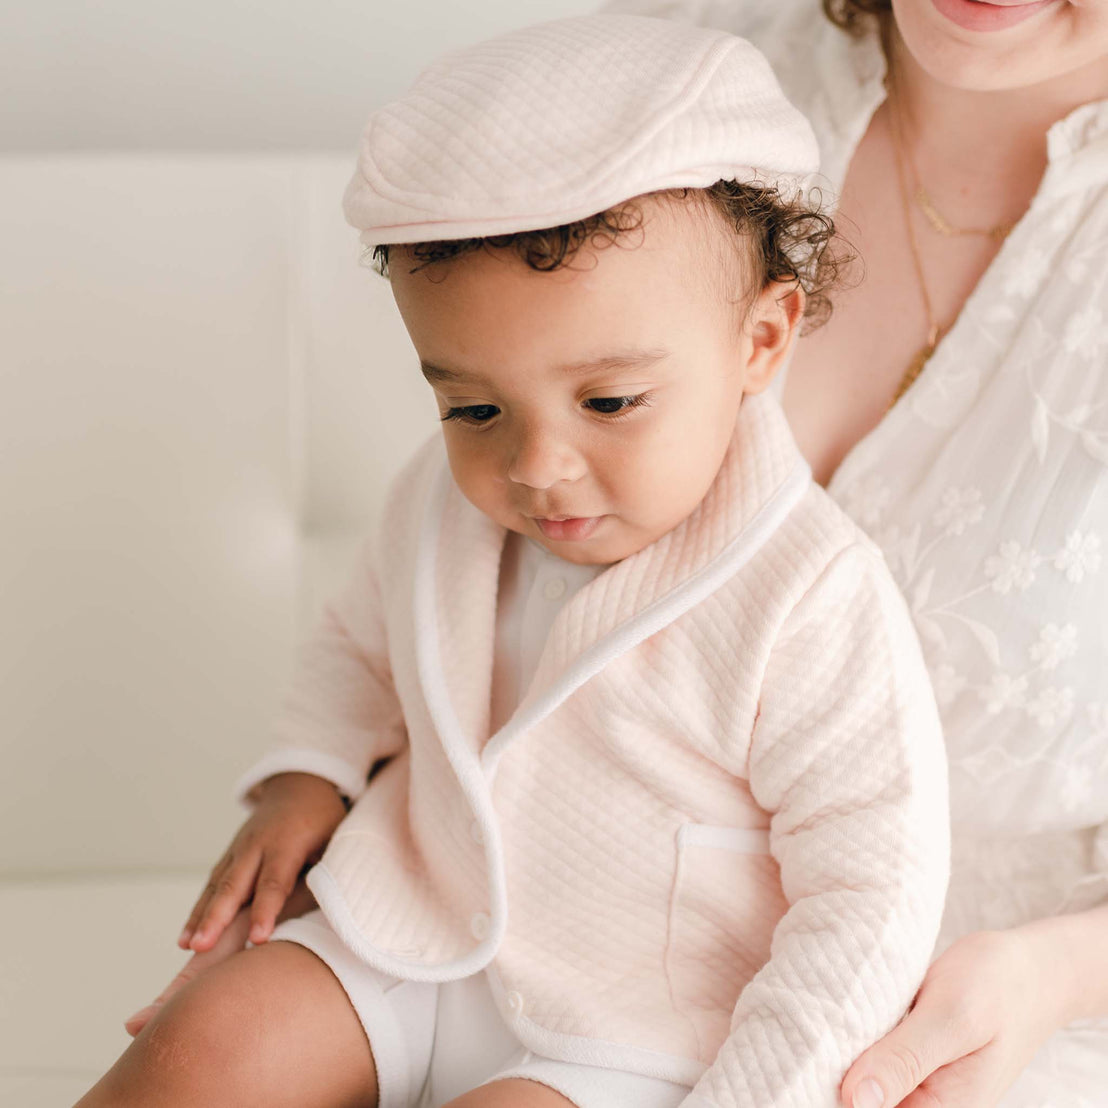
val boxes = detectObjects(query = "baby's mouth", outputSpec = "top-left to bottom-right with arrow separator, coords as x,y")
533,516 -> 604,542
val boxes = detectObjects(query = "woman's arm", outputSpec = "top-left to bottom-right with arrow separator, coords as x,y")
840,900 -> 1108,1108
1043,898 -> 1108,1023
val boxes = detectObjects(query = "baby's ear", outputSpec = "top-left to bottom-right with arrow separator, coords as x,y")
742,282 -> 805,395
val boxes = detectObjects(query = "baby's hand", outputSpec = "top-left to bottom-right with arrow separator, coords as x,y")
180,772 -> 347,952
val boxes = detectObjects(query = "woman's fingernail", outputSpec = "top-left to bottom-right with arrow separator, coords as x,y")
249,924 -> 266,944
854,1079 -> 885,1108
178,928 -> 191,947
125,1005 -> 153,1027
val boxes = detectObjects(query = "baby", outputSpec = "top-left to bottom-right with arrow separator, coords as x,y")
88,15 -> 950,1108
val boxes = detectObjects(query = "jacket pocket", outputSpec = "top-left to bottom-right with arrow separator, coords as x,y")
664,823 -> 789,1060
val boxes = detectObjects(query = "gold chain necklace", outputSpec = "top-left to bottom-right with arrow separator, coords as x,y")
889,67 -> 1014,243
883,59 -> 1016,408
914,186 -> 1014,242
886,85 -> 943,409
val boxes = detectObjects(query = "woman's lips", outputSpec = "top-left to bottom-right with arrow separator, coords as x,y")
931,0 -> 1058,32
534,516 -> 603,542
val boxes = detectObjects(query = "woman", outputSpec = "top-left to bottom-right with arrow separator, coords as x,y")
597,0 -> 1108,1105
127,2 -> 1108,1106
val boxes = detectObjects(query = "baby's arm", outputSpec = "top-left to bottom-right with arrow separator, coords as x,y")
184,538 -> 409,952
682,543 -> 951,1108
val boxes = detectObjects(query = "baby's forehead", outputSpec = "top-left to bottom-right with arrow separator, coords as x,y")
390,193 -> 758,389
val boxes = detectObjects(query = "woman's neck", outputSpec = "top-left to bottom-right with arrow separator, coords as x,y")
886,24 -> 1108,215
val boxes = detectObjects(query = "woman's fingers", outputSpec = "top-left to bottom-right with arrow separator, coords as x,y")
247,851 -> 300,944
840,998 -> 987,1108
188,848 -> 263,952
126,909 -> 254,1037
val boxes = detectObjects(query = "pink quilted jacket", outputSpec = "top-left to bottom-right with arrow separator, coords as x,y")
238,392 -> 950,1107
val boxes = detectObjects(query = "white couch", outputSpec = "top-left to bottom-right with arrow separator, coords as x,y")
0,155 -> 437,1104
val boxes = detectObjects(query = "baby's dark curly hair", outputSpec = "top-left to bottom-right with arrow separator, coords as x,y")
822,0 -> 892,33
372,180 -> 853,333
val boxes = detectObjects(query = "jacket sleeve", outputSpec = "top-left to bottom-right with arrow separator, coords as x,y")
682,543 -> 951,1108
234,537 -> 407,805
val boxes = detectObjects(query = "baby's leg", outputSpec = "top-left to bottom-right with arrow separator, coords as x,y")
75,940 -> 377,1108
445,1080 -> 576,1107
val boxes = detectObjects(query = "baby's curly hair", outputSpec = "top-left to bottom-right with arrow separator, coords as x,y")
822,0 -> 892,33
372,180 -> 852,332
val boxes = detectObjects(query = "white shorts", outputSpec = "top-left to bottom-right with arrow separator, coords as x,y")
269,910 -> 692,1108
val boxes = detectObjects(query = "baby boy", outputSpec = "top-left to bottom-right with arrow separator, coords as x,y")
131,15 -> 951,1108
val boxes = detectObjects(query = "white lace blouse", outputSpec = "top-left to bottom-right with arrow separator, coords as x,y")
603,0 -> 1108,1100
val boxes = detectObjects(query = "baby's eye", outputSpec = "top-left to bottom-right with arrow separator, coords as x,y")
584,394 -> 651,417
442,404 -> 500,425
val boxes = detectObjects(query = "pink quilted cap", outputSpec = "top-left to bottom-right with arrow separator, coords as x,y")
343,14 -> 819,248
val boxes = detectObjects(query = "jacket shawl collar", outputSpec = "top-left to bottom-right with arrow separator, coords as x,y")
413,392 -> 811,780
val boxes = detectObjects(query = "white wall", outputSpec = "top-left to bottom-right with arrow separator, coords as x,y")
0,156 -> 417,876
2,0 -> 594,878
2,0 -> 596,151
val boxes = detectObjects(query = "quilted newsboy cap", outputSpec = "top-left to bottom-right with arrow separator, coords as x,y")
343,14 -> 819,248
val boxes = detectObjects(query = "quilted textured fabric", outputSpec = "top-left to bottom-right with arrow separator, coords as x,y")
238,393 -> 950,1107
342,15 -> 819,248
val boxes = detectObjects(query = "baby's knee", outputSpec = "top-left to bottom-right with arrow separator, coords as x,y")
139,952 -> 268,1077
82,942 -> 376,1108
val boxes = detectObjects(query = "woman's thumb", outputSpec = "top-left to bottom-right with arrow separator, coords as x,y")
840,1008 -> 950,1108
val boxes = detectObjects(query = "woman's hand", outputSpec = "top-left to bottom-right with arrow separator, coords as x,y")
179,771 -> 347,952
839,924 -> 1078,1108
125,880 -> 319,1036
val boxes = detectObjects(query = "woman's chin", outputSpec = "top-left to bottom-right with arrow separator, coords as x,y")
892,0 -> 1084,92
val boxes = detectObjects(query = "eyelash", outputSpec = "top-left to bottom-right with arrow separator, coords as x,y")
441,404 -> 499,425
440,394 -> 653,426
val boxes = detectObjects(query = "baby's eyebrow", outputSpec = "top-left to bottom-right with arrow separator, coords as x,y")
557,348 -> 669,376
420,348 -> 668,385
420,362 -> 467,384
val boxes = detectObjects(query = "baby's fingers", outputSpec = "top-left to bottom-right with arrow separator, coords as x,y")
179,853 -> 231,949
188,850 -> 262,952
247,852 -> 301,945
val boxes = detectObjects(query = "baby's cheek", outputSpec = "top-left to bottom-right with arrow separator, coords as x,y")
447,445 -> 515,524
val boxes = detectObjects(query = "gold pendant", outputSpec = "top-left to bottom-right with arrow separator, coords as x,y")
890,338 -> 936,409
915,187 -> 1013,242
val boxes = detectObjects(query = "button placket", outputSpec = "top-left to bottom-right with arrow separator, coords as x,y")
542,576 -> 567,601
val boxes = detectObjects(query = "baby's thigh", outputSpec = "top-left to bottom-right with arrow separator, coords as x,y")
78,941 -> 377,1108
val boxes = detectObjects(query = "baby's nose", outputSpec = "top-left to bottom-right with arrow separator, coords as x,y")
506,429 -> 586,489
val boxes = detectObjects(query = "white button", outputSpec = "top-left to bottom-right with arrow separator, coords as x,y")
470,912 -> 491,941
543,577 -> 567,601
506,990 -> 524,1015
469,820 -> 484,844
